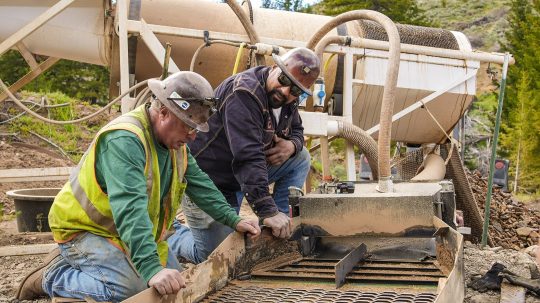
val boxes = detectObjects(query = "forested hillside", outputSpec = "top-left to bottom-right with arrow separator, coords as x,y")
417,0 -> 509,52
419,0 -> 539,195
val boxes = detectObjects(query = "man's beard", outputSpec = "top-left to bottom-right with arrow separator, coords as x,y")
267,89 -> 287,109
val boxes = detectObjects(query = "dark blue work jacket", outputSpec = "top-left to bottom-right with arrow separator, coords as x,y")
189,66 -> 304,218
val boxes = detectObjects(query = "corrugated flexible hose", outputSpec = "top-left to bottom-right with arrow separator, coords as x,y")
308,10 -> 400,192
337,121 -> 379,180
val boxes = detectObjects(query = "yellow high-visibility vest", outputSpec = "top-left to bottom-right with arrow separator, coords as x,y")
49,105 -> 187,266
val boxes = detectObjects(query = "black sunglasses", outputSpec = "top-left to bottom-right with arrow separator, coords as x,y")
277,73 -> 304,97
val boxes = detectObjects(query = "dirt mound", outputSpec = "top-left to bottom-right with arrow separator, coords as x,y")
468,170 -> 540,250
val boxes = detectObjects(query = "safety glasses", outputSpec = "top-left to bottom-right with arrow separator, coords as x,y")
277,72 -> 303,97
184,123 -> 199,135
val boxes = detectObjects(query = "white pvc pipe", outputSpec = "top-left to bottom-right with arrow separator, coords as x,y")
327,120 -> 339,136
350,37 -> 514,65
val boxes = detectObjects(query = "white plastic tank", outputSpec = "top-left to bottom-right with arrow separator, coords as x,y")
0,0 -> 110,66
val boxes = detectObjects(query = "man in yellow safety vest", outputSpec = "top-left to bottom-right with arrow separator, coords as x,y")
16,71 -> 260,302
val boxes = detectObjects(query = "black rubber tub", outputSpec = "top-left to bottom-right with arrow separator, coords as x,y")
6,188 -> 61,232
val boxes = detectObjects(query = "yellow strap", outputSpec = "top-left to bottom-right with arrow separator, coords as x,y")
323,53 -> 336,76
233,42 -> 246,75
182,145 -> 188,176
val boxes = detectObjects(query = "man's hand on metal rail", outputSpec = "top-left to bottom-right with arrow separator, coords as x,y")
148,268 -> 186,295
235,218 -> 261,239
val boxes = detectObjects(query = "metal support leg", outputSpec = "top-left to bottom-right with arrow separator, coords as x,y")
481,53 -> 509,247
116,0 -> 133,113
139,19 -> 180,74
343,53 -> 356,181
0,57 -> 60,102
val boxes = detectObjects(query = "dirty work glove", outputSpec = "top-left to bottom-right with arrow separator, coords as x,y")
469,262 -> 505,292
501,263 -> 540,297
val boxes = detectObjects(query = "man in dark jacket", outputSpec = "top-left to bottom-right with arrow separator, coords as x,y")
169,47 -> 320,263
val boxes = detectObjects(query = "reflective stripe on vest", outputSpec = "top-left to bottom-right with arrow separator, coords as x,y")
68,116 -> 150,235
67,107 -> 187,239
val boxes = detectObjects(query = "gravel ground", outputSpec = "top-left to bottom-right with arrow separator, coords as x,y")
0,254 -> 50,303
464,241 -> 540,303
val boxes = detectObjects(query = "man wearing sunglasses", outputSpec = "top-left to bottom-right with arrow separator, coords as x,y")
174,47 -> 320,264
16,71 -> 260,302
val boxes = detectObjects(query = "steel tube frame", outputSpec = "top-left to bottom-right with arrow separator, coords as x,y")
481,53 -> 510,246
366,71 -> 478,135
125,21 -> 510,65
120,20 -> 512,182
139,19 -> 180,74
343,52 -> 356,181
116,0 -> 132,112
0,0 -> 73,103
16,42 -> 39,70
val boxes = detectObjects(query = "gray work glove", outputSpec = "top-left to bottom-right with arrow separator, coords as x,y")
469,262 -> 505,292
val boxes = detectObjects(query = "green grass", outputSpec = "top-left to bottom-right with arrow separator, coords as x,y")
515,193 -> 540,203
6,91 -> 104,162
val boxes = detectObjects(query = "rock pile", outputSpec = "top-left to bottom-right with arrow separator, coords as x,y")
468,170 -> 540,250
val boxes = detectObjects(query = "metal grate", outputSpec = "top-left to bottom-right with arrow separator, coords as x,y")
203,285 -> 437,303
251,258 -> 445,286
355,20 -> 460,50
393,148 -> 424,181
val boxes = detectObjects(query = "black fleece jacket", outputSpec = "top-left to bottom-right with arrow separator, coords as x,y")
188,66 -> 304,218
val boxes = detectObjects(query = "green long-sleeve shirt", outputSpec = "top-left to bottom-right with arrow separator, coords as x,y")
95,130 -> 241,283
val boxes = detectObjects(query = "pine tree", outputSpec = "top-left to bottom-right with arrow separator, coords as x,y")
262,0 -> 305,11
500,0 -> 540,193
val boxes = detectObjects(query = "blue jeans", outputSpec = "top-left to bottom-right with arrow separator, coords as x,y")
43,232 -> 182,302
173,148 -> 310,264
